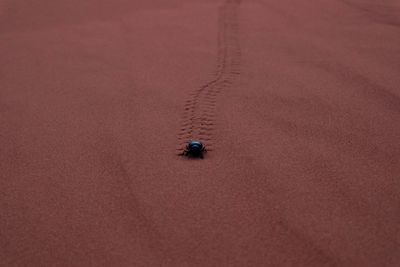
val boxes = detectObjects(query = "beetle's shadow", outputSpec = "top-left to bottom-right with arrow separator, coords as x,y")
178,154 -> 206,160
177,150 -> 211,160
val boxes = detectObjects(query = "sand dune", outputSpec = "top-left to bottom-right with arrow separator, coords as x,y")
1,0 -> 399,266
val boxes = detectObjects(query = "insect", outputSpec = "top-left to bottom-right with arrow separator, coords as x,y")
179,140 -> 207,158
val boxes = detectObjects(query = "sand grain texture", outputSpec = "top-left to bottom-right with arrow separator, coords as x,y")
1,0 -> 399,266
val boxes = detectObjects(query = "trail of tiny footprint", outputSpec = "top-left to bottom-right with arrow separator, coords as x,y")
177,0 -> 242,154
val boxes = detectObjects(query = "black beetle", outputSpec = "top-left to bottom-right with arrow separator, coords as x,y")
180,140 -> 207,158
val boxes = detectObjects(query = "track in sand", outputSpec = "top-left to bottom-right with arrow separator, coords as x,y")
177,0 -> 242,154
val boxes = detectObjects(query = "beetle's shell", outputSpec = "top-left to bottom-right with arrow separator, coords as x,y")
187,140 -> 204,154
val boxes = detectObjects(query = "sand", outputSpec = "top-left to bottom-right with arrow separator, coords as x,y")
1,0 -> 399,266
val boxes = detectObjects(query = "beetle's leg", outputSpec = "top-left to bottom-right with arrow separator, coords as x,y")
178,149 -> 187,156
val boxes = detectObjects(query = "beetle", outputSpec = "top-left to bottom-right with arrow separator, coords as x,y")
179,140 -> 207,158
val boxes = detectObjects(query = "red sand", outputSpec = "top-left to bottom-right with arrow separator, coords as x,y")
1,0 -> 399,266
